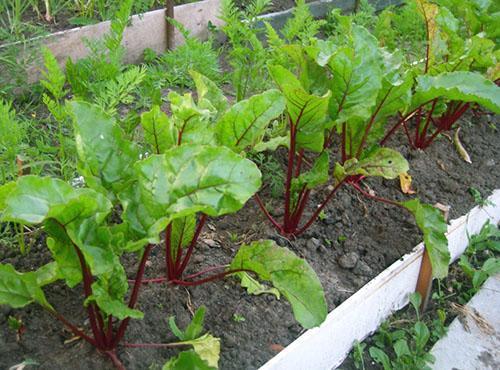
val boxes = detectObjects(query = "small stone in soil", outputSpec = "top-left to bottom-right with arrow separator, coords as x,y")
307,237 -> 321,249
203,239 -> 219,248
354,260 -> 373,276
338,252 -> 359,269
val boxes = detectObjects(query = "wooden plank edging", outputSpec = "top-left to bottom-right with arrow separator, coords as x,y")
260,190 -> 500,370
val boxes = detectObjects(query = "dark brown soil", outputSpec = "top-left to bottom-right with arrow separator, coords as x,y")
1,112 -> 499,370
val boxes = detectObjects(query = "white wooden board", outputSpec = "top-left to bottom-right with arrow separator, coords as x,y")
260,190 -> 500,370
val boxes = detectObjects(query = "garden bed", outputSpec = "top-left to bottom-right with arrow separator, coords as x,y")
1,111 -> 498,370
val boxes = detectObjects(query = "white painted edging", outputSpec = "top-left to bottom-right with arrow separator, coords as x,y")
260,190 -> 500,370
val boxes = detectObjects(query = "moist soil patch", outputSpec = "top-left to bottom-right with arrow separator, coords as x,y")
1,112 -> 499,370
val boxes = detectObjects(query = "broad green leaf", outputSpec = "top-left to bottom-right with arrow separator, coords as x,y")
168,306 -> 206,341
141,105 -> 176,154
168,92 -> 214,146
482,257 -> 500,275
0,182 -> 16,211
177,334 -> 220,368
295,152 -> 330,190
70,101 -> 139,197
401,199 -> 450,278
66,219 -> 117,276
269,64 -> 331,152
0,264 -> 53,310
215,89 -> 285,152
230,240 -> 327,328
88,264 -> 143,320
369,347 -> 392,370
239,272 -> 280,299
45,220 -> 82,287
394,339 -> 411,358
334,148 -> 409,182
0,176 -> 111,225
34,262 -> 60,286
190,70 -> 228,117
412,72 -> 500,113
328,26 -> 383,124
125,145 -> 261,238
163,351 -> 216,370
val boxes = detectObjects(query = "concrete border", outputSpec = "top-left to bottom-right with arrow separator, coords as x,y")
259,190 -> 500,370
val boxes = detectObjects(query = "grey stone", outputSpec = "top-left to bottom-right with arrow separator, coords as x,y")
354,260 -> 373,276
307,237 -> 321,249
338,252 -> 359,269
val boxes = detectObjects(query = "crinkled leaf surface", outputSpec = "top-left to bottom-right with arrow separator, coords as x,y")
401,199 -> 450,278
168,92 -> 214,146
177,334 -> 220,368
239,272 -> 281,299
163,350 -> 216,370
70,101 -> 139,197
328,26 -> 383,124
269,64 -> 331,152
412,72 -> 500,113
230,240 -> 327,328
190,70 -> 228,118
215,89 -> 285,152
334,148 -> 409,182
124,145 -> 261,239
141,105 -> 176,154
0,264 -> 53,310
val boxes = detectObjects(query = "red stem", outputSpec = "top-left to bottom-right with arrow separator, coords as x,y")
287,187 -> 311,234
355,87 -> 393,158
418,99 -> 438,147
295,149 -> 304,177
351,183 -> 403,208
103,350 -> 126,370
170,268 -> 253,286
165,224 -> 174,280
112,244 -> 153,347
49,310 -> 97,347
176,214 -> 207,277
295,180 -> 345,236
284,119 -> 297,229
72,242 -> 106,349
254,193 -> 283,233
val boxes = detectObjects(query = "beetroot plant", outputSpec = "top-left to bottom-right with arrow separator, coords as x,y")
0,97 -> 327,368
380,0 -> 500,149
221,24 -> 451,279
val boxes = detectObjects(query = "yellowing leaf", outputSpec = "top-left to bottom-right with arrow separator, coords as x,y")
454,128 -> 472,164
179,334 -> 220,368
399,172 -> 416,194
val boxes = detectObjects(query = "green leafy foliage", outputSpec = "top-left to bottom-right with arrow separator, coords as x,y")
215,89 -> 285,152
230,240 -> 327,328
401,199 -> 450,278
412,72 -> 500,113
147,19 -> 221,89
0,99 -> 26,183
220,0 -> 273,100
166,306 -> 220,369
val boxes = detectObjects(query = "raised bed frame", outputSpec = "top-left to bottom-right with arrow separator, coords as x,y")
1,0 -> 403,82
2,1 -> 495,368
260,190 -> 500,370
